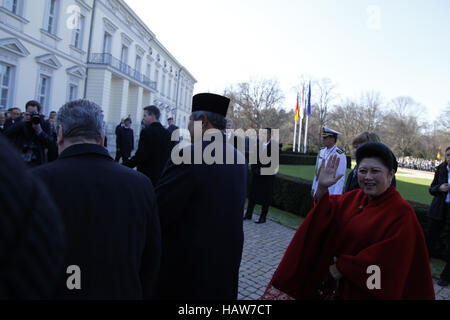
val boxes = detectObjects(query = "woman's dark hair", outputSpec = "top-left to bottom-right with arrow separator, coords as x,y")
356,142 -> 398,172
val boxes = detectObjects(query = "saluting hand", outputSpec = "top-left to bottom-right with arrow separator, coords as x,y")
318,154 -> 344,189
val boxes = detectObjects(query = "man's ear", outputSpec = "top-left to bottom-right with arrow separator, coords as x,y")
100,130 -> 106,147
57,125 -> 64,146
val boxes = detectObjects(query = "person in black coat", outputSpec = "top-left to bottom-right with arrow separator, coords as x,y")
124,106 -> 170,186
155,93 -> 247,300
5,101 -> 53,168
115,117 -> 134,162
0,135 -> 65,299
426,146 -> 450,287
32,99 -> 161,299
244,128 -> 276,224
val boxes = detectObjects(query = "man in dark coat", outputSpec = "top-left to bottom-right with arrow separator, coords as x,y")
244,128 -> 276,224
32,99 -> 161,299
0,135 -> 65,299
124,106 -> 170,186
5,101 -> 54,168
4,107 -> 22,129
166,116 -> 180,153
155,93 -> 247,300
426,146 -> 450,287
115,117 -> 134,162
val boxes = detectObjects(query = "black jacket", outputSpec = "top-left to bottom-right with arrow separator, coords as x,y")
32,144 -> 161,299
249,140 -> 276,206
0,135 -> 65,299
428,163 -> 450,223
5,120 -> 53,167
155,138 -> 247,300
116,126 -> 134,158
125,122 -> 170,186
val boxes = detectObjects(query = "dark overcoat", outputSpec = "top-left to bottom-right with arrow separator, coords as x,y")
155,138 -> 247,300
32,144 -> 161,299
116,126 -> 134,158
125,122 -> 170,186
248,140 -> 275,206
428,163 -> 450,224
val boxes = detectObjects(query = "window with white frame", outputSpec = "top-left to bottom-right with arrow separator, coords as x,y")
102,32 -> 112,54
154,69 -> 159,91
72,15 -> 85,50
135,55 -> 141,73
173,83 -> 177,101
168,79 -> 171,100
68,84 -> 78,102
0,63 -> 13,109
38,75 -> 51,113
120,45 -> 128,73
46,0 -> 59,35
161,74 -> 165,96
3,0 -> 22,15
180,87 -> 184,106
145,64 -> 151,79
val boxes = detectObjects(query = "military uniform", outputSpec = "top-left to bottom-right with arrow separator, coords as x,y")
312,127 -> 347,196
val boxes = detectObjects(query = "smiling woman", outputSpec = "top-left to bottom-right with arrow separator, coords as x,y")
263,143 -> 436,300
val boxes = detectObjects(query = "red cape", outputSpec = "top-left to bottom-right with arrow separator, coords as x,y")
267,187 -> 435,300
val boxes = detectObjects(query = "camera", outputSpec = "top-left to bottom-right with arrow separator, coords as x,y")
31,112 -> 42,125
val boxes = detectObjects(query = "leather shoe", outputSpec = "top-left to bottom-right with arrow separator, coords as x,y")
437,279 -> 449,287
255,218 -> 266,224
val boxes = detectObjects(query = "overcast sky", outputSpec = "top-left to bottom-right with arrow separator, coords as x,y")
126,0 -> 450,123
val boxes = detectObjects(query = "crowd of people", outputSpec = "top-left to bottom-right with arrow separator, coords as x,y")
398,157 -> 440,172
0,96 -> 449,300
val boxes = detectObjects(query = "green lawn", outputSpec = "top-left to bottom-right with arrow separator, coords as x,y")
278,165 -> 434,205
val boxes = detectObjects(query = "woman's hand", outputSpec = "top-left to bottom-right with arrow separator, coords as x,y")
439,183 -> 449,193
318,154 -> 344,190
329,257 -> 343,280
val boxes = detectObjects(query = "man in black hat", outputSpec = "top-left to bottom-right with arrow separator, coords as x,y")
124,106 -> 171,186
115,117 -> 134,163
155,93 -> 247,300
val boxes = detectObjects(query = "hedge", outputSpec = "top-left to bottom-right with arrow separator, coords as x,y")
248,172 -> 448,260
279,153 -> 352,169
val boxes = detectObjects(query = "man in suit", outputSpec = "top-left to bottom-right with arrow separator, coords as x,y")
155,93 -> 247,300
4,107 -> 22,129
124,106 -> 170,187
166,116 -> 180,153
0,135 -> 65,299
244,128 -> 276,224
115,117 -> 134,163
32,99 -> 161,299
311,126 -> 347,197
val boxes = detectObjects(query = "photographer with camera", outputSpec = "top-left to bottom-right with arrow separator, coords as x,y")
5,100 -> 54,168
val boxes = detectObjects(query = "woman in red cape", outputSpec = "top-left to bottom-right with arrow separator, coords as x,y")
263,142 -> 435,300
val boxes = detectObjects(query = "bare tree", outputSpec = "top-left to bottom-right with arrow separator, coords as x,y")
389,96 -> 425,119
224,78 -> 285,130
313,78 -> 339,142
360,91 -> 384,132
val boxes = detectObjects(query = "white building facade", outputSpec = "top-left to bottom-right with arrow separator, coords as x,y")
0,0 -> 196,138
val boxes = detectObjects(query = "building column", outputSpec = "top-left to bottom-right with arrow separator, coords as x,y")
85,69 -> 112,121
135,86 -> 143,124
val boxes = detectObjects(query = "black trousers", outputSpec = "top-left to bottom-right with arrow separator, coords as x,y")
427,203 -> 450,281
115,151 -> 131,163
245,199 -> 269,220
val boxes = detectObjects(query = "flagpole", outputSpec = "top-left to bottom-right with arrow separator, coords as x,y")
304,116 -> 309,154
297,118 -> 303,153
304,81 -> 311,154
292,120 -> 297,152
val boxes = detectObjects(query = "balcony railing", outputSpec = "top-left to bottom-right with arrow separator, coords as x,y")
88,53 -> 157,91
